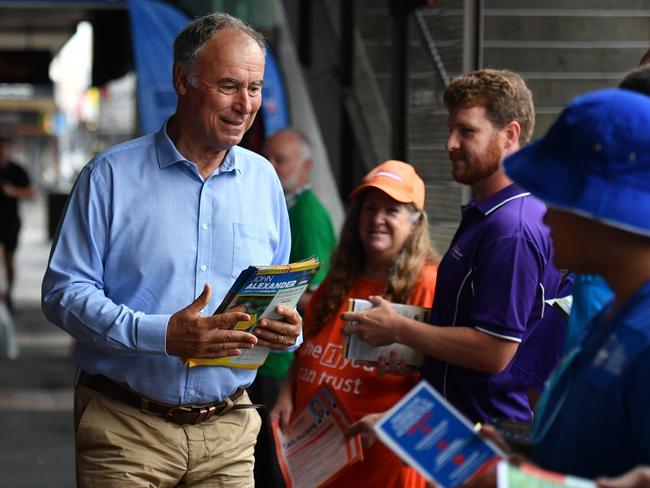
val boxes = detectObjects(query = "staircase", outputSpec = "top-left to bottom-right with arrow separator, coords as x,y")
351,0 -> 467,254
482,1 -> 650,134
300,0 -> 650,253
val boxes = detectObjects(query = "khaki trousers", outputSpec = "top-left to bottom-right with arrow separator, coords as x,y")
74,385 -> 261,488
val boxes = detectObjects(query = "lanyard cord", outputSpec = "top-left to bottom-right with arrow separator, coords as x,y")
530,346 -> 580,443
531,304 -> 618,444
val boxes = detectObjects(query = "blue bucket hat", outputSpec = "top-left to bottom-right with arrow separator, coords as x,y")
504,88 -> 650,237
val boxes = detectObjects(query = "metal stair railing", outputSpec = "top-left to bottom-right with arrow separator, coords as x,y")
414,8 -> 451,88
322,0 -> 392,168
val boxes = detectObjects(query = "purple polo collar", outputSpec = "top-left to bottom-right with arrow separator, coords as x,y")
463,184 -> 531,217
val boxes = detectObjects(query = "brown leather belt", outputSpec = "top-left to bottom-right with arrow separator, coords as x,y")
78,372 -> 261,425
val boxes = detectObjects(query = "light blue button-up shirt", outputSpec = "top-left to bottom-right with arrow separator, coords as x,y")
42,122 -> 293,404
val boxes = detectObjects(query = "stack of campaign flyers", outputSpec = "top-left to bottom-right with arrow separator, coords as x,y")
183,258 -> 320,368
271,386 -> 363,488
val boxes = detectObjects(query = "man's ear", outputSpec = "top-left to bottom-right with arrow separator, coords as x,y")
503,120 -> 521,149
300,158 -> 313,186
174,65 -> 188,95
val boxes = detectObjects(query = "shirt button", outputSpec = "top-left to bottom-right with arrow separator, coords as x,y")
202,224 -> 208,230
200,265 -> 207,271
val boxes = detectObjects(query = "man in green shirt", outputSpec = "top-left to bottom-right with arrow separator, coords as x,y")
251,128 -> 336,486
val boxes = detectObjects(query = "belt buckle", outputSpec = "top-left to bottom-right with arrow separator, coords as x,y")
165,405 -> 195,424
194,405 -> 219,425
166,404 -> 221,425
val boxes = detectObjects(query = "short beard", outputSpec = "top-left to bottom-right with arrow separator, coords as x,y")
450,135 -> 503,186
281,162 -> 305,194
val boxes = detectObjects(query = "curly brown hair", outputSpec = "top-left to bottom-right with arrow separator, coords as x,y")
443,69 -> 535,145
309,195 -> 439,334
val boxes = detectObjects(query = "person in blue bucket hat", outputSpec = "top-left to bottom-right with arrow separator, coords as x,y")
502,88 -> 650,483
563,65 -> 650,358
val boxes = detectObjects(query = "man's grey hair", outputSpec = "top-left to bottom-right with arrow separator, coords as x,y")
173,12 -> 266,88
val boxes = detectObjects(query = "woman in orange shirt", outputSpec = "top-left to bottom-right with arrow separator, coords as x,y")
270,160 -> 439,487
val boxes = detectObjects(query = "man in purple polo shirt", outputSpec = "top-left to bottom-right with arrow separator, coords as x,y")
343,69 -> 568,424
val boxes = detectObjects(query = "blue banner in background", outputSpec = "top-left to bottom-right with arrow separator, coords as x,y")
127,0 -> 189,135
261,48 -> 290,135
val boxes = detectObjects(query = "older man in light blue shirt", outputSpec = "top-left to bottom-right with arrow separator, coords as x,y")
42,13 -> 301,487
42,123 -> 295,403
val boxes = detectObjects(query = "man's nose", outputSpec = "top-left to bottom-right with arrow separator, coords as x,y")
233,88 -> 252,114
446,131 -> 459,152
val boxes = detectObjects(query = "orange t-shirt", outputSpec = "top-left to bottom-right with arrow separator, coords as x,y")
293,262 -> 438,488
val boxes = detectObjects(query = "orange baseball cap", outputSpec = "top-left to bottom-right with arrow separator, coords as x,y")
348,160 -> 425,210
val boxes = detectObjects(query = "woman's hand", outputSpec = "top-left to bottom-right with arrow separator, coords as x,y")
478,424 -> 512,455
375,350 -> 418,376
346,412 -> 383,449
269,392 -> 294,432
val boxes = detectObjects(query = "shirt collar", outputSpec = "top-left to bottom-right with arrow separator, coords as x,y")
464,183 -> 531,217
155,119 -> 185,169
154,118 -> 241,175
219,149 -> 240,174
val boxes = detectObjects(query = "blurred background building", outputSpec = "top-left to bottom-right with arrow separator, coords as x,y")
1,0 -> 648,250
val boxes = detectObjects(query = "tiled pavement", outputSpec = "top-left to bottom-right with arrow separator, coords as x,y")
0,195 -> 75,487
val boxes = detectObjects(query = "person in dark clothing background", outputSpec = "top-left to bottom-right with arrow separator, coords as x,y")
0,135 -> 34,313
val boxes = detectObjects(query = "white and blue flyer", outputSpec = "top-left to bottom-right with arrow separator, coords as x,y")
374,380 -> 505,488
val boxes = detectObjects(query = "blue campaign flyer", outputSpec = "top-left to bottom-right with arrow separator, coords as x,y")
374,380 -> 505,488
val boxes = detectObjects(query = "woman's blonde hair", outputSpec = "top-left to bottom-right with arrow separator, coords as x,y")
309,194 -> 439,334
